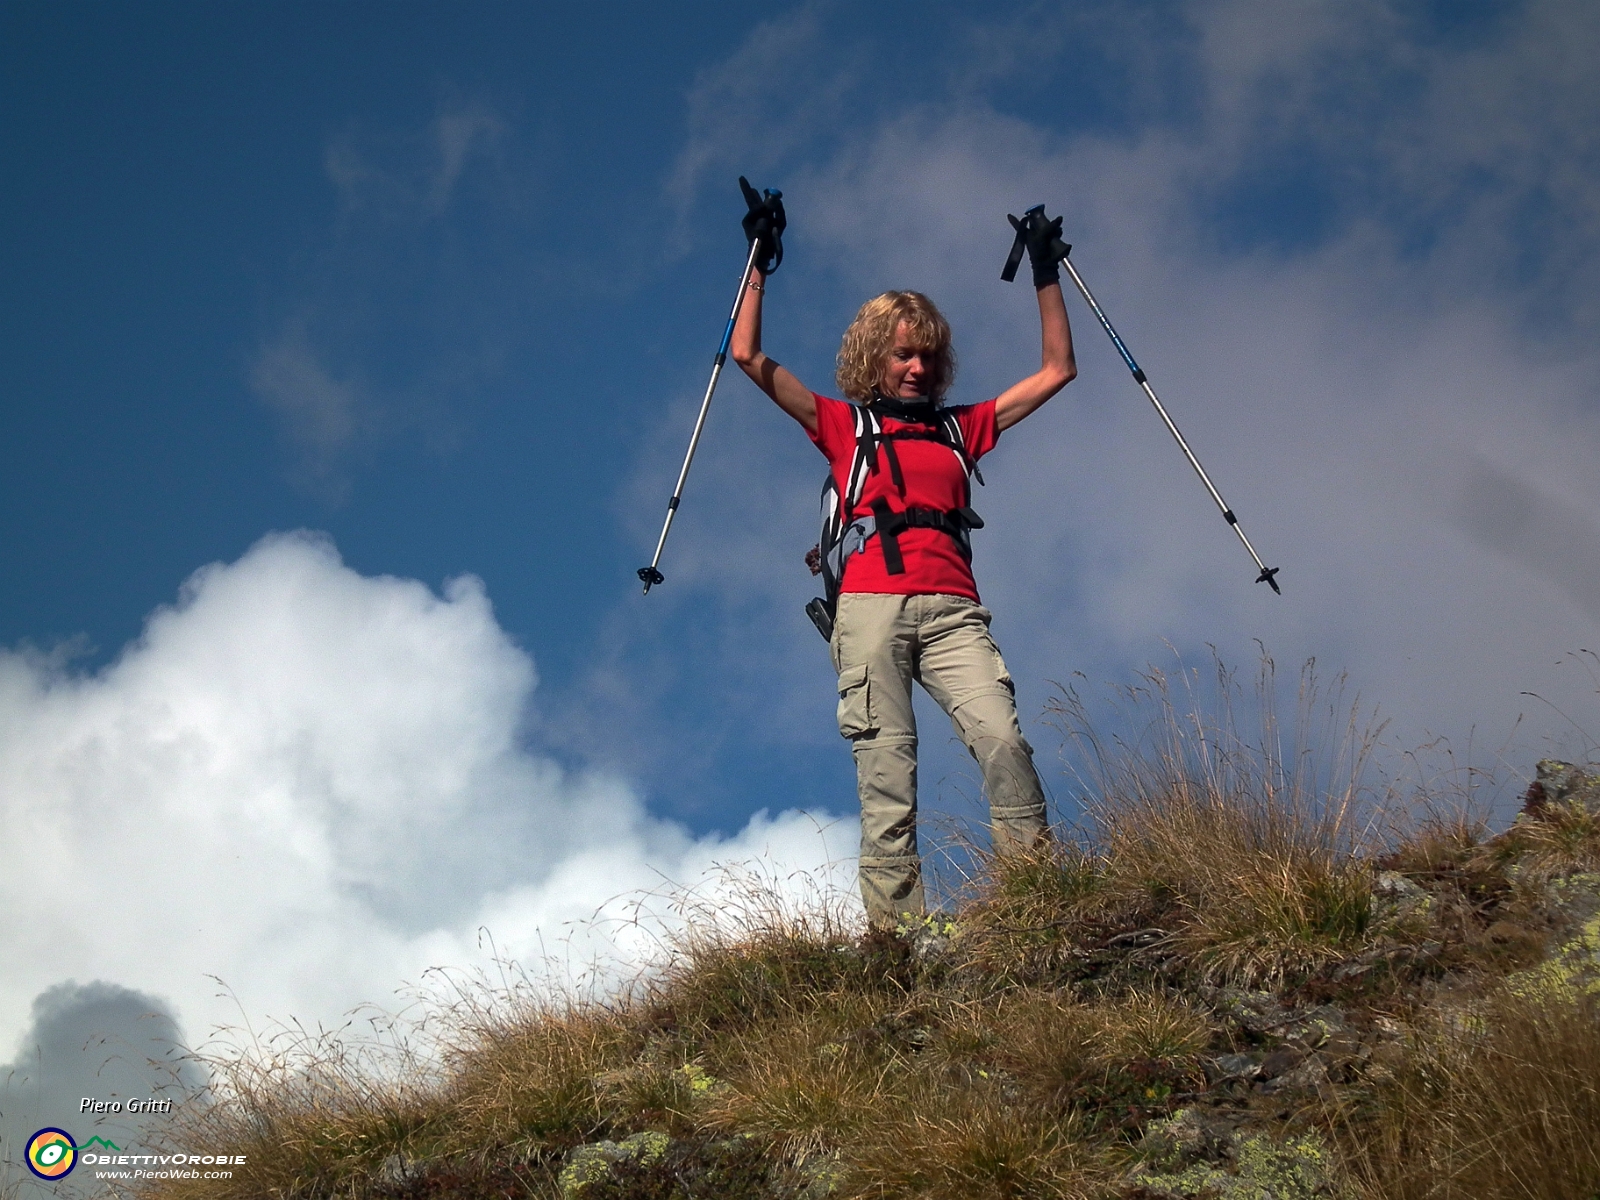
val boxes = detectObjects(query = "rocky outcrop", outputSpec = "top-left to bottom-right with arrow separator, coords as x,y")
1520,759 -> 1600,817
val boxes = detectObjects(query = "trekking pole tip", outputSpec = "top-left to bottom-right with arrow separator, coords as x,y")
1256,566 -> 1282,595
638,565 -> 665,594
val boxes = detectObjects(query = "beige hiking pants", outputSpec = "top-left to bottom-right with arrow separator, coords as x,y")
830,592 -> 1049,928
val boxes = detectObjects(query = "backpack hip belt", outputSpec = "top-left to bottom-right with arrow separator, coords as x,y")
866,499 -> 984,575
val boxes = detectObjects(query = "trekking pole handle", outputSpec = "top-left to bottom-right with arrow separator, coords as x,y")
639,235 -> 765,594
1000,204 -> 1070,284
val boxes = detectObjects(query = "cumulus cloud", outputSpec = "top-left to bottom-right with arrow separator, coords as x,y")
607,0 -> 1600,822
0,533 -> 854,1079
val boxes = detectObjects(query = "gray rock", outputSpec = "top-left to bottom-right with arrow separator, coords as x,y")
1201,989 -> 1349,1049
1260,1004 -> 1348,1049
1371,869 -> 1432,925
1129,1108 -> 1348,1198
1135,1105 -> 1240,1174
1544,871 -> 1600,924
1526,759 -> 1600,815
797,1152 -> 844,1199
377,1153 -> 412,1186
558,1131 -> 671,1199
1200,986 -> 1295,1035
1257,1047 -> 1305,1080
1208,1052 -> 1262,1081
1372,870 -> 1427,902
1261,1054 -> 1332,1095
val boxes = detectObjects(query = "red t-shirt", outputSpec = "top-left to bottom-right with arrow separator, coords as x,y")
808,394 -> 1000,601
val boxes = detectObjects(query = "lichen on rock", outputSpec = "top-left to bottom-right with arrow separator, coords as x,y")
1129,1108 -> 1348,1199
558,1130 -> 671,1199
1524,760 -> 1600,816
1505,904 -> 1600,1003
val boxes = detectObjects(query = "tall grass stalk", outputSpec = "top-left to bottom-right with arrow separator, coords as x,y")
1045,654 -> 1390,983
1345,987 -> 1600,1199
139,1013 -> 442,1200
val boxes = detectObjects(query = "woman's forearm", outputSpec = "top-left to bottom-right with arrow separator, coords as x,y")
729,268 -> 817,431
1039,280 -> 1075,382
994,282 -> 1077,432
730,268 -> 767,373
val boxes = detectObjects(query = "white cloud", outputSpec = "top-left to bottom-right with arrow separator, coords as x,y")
0,533 -> 854,1063
667,6 -> 853,225
1455,458 -> 1600,625
427,102 -> 507,212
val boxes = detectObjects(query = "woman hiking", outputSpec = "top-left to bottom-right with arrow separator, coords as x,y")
731,201 -> 1077,931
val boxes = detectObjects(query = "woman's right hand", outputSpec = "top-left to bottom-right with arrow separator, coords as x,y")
740,177 -> 786,274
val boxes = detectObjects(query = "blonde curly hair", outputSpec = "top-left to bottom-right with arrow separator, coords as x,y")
835,291 -> 956,402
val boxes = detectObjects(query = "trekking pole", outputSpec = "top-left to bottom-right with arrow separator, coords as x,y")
639,179 -> 783,594
1003,206 -> 1281,594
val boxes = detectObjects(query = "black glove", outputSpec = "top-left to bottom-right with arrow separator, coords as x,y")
1001,205 -> 1070,287
739,176 -> 786,275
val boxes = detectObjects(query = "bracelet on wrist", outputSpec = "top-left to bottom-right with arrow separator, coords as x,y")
747,280 -> 764,291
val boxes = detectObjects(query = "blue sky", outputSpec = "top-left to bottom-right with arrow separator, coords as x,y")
4,0 -> 1600,1173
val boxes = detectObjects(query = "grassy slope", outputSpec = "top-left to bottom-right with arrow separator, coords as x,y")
128,709 -> 1600,1200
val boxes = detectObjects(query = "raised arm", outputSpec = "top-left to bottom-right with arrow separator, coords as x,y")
994,278 -> 1076,432
731,266 -> 818,434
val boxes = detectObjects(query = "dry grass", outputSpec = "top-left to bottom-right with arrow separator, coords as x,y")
701,1000 -> 892,1162
1375,807 -> 1490,879
1496,799 -> 1600,885
132,1020 -> 442,1200
1345,987 -> 1600,1200
956,842 -> 1107,982
1093,779 -> 1375,984
442,1006 -> 643,1156
851,1087 -> 1111,1200
126,659 -> 1600,1200
963,656 -> 1387,988
977,989 -> 1213,1124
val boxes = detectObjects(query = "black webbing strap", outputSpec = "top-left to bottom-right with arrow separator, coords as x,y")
844,405 -> 984,578
865,426 -> 955,495
870,498 -> 906,574
867,501 -> 982,574
851,403 -> 981,507
880,436 -> 905,492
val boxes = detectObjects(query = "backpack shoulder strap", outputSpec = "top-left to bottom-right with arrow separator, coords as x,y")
843,403 -> 880,510
939,408 -> 984,487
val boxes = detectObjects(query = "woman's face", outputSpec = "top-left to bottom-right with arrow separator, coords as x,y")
880,321 -> 936,398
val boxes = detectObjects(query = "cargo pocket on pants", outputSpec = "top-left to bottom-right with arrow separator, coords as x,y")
836,662 -> 876,739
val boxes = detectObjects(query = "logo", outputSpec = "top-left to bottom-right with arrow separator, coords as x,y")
26,1128 -> 77,1180
22,1125 -> 245,1178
